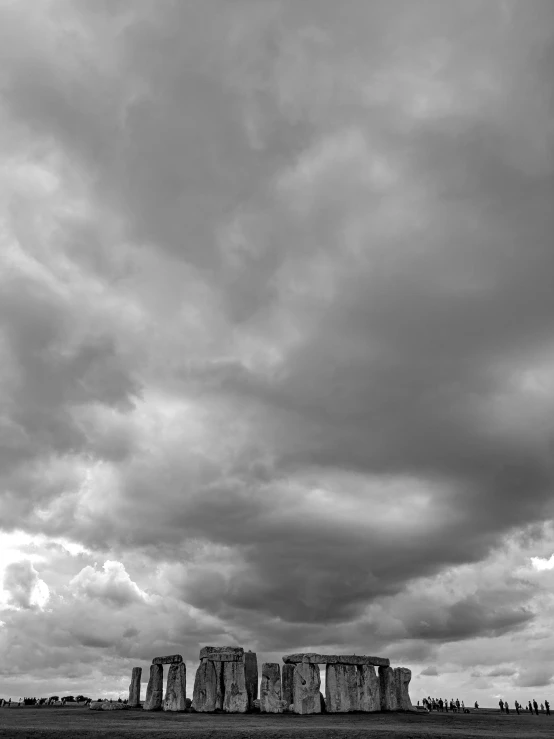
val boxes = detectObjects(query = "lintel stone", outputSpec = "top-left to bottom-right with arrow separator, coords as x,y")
152,654 -> 183,665
282,653 -> 390,667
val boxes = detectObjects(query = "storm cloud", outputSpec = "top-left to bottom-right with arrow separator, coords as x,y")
1,0 -> 554,704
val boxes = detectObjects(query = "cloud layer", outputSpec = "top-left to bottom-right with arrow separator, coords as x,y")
1,0 -> 554,703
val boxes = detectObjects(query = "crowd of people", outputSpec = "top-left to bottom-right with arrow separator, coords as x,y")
420,697 -> 469,712
498,698 -> 550,715
419,695 -> 551,715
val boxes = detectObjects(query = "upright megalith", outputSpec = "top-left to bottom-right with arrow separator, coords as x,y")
193,646 -> 258,713
128,666 -> 142,707
325,663 -> 380,713
282,663 -> 295,707
143,664 -> 164,711
164,663 -> 187,711
223,660 -> 249,713
244,651 -> 258,708
293,661 -> 321,714
193,659 -> 220,712
378,666 -> 398,711
394,667 -> 413,711
260,663 -> 283,713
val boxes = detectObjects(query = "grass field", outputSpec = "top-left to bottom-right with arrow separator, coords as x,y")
0,706 -> 551,739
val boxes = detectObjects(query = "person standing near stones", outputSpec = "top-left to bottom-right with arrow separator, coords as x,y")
515,700 -> 520,714
533,699 -> 539,715
505,701 -> 510,714
499,699 -> 504,712
545,699 -> 550,715
528,700 -> 533,713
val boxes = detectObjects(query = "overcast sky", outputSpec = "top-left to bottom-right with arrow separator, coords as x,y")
1,0 -> 554,706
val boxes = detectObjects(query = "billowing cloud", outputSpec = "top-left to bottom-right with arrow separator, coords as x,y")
2,561 -> 49,611
0,0 -> 553,705
69,561 -> 148,606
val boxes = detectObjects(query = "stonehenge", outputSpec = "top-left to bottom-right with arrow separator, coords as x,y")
192,646 -> 258,713
130,648 -> 412,715
283,654 -> 413,715
132,654 -> 186,712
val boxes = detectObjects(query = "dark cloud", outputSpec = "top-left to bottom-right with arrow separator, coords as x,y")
420,666 -> 439,677
1,0 -> 554,703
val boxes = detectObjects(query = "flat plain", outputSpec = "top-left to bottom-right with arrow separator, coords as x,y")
0,706 -> 552,739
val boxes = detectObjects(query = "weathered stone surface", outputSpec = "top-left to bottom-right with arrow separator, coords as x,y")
90,701 -> 128,710
325,663 -> 380,713
394,667 -> 413,711
283,653 -> 389,667
193,659 -> 220,712
359,665 -> 381,712
143,663 -> 164,711
282,663 -> 295,707
244,651 -> 258,708
152,654 -> 182,665
128,666 -> 142,707
164,662 -> 187,711
199,646 -> 244,660
292,662 -> 321,714
214,660 -> 225,711
223,660 -> 249,713
378,666 -> 398,711
260,663 -> 282,713
202,652 -> 243,662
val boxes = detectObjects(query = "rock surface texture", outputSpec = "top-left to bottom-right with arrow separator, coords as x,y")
394,667 -> 413,710
379,666 -> 398,711
90,701 -> 128,711
152,654 -> 182,665
193,646 -> 257,713
283,653 -> 389,667
200,646 -> 244,661
244,651 -> 258,708
260,663 -> 283,713
223,660 -> 249,713
325,663 -> 380,712
143,663 -> 164,711
292,661 -> 321,714
192,659 -> 220,712
164,662 -> 187,711
281,663 -> 295,707
128,666 -> 142,707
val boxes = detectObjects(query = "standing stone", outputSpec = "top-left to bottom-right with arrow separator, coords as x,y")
293,661 -> 321,714
394,667 -> 413,710
358,665 -> 381,712
260,663 -> 283,713
325,663 -> 359,712
282,663 -> 295,706
128,666 -> 142,707
378,666 -> 398,711
222,660 -> 249,713
143,664 -> 163,711
244,652 -> 258,708
164,662 -> 187,711
193,659 -> 220,712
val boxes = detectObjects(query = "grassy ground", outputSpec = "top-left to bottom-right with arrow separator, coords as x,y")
0,706 -> 551,738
